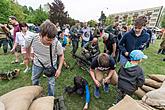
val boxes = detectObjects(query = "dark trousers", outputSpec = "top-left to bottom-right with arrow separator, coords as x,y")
72,40 -> 79,55
115,88 -> 134,104
0,38 -> 8,53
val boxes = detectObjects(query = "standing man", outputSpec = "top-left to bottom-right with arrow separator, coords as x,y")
9,16 -> 20,63
119,16 -> 149,65
81,22 -> 91,47
0,24 -> 9,54
90,53 -> 118,98
70,22 -> 81,56
25,21 -> 64,96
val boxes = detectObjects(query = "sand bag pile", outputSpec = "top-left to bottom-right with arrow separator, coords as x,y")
134,74 -> 165,98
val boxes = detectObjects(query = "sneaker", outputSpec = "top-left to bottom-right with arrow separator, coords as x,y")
103,83 -> 109,93
94,87 -> 100,98
23,67 -> 31,73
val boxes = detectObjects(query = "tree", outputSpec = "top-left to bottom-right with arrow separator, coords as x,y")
48,0 -> 68,26
9,1 -> 26,22
127,17 -> 132,26
88,20 -> 97,27
105,15 -> 114,26
0,0 -> 11,23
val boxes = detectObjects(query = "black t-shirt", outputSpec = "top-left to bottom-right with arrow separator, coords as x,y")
90,56 -> 116,71
103,33 -> 117,54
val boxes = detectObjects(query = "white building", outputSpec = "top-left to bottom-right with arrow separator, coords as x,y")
110,6 -> 164,27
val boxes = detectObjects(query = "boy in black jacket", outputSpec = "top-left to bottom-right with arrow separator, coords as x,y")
115,50 -> 147,103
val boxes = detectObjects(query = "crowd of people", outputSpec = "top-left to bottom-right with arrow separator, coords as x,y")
0,15 -> 165,109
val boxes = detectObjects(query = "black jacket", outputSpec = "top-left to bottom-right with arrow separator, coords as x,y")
118,65 -> 145,92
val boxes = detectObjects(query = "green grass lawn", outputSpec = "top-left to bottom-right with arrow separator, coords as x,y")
0,39 -> 164,110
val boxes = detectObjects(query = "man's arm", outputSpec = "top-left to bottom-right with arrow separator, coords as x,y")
112,43 -> 116,57
90,68 -> 101,87
55,53 -> 64,78
119,35 -> 128,56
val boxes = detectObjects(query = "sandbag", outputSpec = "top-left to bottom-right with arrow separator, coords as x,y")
108,95 -> 146,110
0,86 -> 43,110
142,81 -> 165,109
144,79 -> 162,89
29,96 -> 54,110
134,87 -> 146,98
141,85 -> 155,92
148,74 -> 165,82
136,100 -> 157,110
0,101 -> 5,110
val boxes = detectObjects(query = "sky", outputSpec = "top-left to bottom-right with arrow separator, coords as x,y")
17,0 -> 165,22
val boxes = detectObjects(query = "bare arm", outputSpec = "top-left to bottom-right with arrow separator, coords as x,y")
55,53 -> 64,78
112,43 -> 116,57
90,68 -> 101,87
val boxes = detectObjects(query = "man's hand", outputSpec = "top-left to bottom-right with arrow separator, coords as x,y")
124,52 -> 129,56
104,77 -> 110,84
94,79 -> 101,87
10,48 -> 15,53
55,69 -> 61,79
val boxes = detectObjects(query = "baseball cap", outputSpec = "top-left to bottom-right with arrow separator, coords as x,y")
130,50 -> 148,61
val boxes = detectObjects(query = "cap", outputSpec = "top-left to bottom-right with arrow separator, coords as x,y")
130,50 -> 148,61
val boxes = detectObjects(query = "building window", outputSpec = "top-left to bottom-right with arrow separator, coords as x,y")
154,9 -> 160,12
152,14 -> 158,17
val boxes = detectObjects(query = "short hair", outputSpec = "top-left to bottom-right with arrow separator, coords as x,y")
97,53 -> 109,67
40,21 -> 57,39
9,16 -> 17,20
122,25 -> 127,31
134,16 -> 147,26
19,22 -> 28,30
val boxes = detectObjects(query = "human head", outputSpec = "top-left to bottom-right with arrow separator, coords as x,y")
19,22 -> 28,32
9,16 -> 17,25
83,22 -> 88,28
130,50 -> 148,61
133,16 -> 146,36
91,37 -> 98,46
102,33 -> 109,41
40,20 -> 57,46
122,25 -> 127,32
97,53 -> 109,67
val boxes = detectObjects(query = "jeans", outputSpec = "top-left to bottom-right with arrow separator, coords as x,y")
81,40 -> 88,47
72,40 -> 79,55
32,64 -> 55,96
0,38 -> 8,53
119,54 -> 128,66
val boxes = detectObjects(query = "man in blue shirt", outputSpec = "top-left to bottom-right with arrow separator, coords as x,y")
119,16 -> 149,65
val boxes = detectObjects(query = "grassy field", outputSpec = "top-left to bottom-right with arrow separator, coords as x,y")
0,39 -> 165,110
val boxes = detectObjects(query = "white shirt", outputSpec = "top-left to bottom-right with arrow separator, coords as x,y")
82,27 -> 91,41
15,31 -> 34,48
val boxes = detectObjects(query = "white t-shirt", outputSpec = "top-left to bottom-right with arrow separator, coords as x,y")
82,27 -> 91,41
25,35 -> 63,67
64,28 -> 70,36
15,31 -> 34,48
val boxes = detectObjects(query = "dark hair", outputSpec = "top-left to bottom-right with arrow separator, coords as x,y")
134,16 -> 147,26
19,22 -> 28,30
122,25 -> 127,31
40,21 -> 57,39
9,16 -> 17,20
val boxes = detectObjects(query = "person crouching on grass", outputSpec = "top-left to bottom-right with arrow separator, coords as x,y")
115,50 -> 147,103
89,53 -> 118,98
